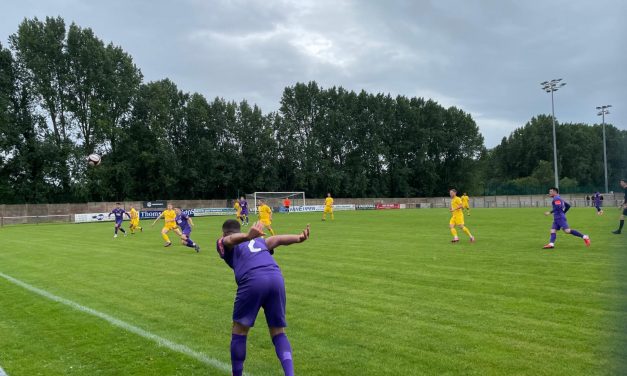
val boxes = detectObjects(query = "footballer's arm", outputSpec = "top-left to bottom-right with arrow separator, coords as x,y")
222,221 -> 265,248
265,224 -> 310,250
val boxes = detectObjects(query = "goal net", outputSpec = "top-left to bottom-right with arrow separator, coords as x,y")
247,192 -> 306,212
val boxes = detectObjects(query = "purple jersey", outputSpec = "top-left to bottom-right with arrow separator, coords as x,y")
216,237 -> 280,284
175,212 -> 191,232
551,195 -> 567,220
239,199 -> 249,214
594,192 -> 601,206
110,208 -> 126,222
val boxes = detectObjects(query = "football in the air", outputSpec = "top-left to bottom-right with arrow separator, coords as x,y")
87,153 -> 101,166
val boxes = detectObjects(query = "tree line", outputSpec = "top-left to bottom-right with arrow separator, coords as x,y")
1,17 -> 625,204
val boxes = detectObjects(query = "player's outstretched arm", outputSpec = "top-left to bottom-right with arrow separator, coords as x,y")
265,224 -> 310,250
222,221 -> 265,247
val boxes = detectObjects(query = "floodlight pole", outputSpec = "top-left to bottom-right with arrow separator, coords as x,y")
597,105 -> 612,193
541,79 -> 566,189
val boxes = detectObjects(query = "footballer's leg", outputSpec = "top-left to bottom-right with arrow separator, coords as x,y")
460,224 -> 474,242
564,227 -> 590,247
231,322 -> 250,376
449,222 -> 458,242
161,227 -> 172,246
265,274 -> 293,376
614,209 -> 625,234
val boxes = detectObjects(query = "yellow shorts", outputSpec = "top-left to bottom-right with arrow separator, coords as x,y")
260,219 -> 272,226
130,219 -> 139,227
449,215 -> 464,226
163,222 -> 178,231
462,204 -> 470,209
324,206 -> 333,213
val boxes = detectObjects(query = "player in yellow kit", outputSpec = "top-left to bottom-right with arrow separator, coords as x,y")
257,200 -> 276,236
449,189 -> 475,243
461,192 -> 471,216
129,206 -> 143,234
151,203 -> 180,247
234,199 -> 242,224
322,192 -> 334,221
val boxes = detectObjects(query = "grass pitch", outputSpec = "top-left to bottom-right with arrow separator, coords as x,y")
1,208 -> 626,375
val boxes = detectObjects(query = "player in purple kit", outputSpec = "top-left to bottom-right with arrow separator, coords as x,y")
593,191 -> 603,215
174,207 -> 200,252
543,187 -> 590,249
239,196 -> 249,226
108,203 -> 130,238
216,220 -> 310,376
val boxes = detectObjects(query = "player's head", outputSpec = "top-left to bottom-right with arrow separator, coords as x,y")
174,207 -> 182,214
549,187 -> 559,196
449,189 -> 457,198
116,202 -> 121,208
222,219 -> 241,236
240,196 -> 245,201
463,192 -> 467,196
167,203 -> 173,210
258,199 -> 264,206
327,192 -> 331,197
621,179 -> 627,188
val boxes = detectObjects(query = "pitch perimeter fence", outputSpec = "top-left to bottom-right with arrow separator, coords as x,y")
0,193 -> 622,226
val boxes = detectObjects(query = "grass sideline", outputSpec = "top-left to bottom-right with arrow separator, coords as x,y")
1,208 -> 626,375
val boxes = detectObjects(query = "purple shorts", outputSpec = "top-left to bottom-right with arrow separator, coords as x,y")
115,220 -> 123,227
181,227 -> 192,236
240,208 -> 249,215
233,271 -> 286,328
552,218 -> 569,231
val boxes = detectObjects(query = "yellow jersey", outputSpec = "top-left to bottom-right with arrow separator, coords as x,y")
130,208 -> 139,220
461,195 -> 469,205
259,204 -> 272,221
234,201 -> 241,213
451,197 -> 463,215
325,197 -> 334,207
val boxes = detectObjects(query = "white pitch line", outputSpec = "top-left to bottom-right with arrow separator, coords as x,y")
0,272 -> 234,375
0,364 -> 8,376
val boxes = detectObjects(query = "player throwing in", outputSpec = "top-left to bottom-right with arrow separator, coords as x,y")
322,193 -> 334,221
108,203 -> 131,238
151,203 -> 180,247
239,196 -> 250,226
216,220 -> 310,376
543,187 -> 590,248
258,200 -> 276,235
174,207 -> 200,252
449,189 -> 475,243
129,206 -> 143,234
461,192 -> 471,216
612,178 -> 627,234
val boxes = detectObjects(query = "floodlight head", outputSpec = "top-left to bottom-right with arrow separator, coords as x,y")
597,111 -> 603,116
607,104 -> 612,108
596,106 -> 602,110
541,81 -> 549,85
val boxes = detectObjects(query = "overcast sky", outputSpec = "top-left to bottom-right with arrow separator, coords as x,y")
1,0 -> 625,147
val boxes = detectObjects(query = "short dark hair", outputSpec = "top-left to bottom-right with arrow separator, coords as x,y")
449,188 -> 457,193
550,187 -> 559,193
116,202 -> 121,205
222,219 -> 241,235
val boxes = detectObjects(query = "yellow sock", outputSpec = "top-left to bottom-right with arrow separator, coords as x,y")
322,214 -> 326,220
450,228 -> 458,237
331,213 -> 334,220
269,228 -> 276,236
162,233 -> 170,243
462,226 -> 472,237
130,227 -> 135,234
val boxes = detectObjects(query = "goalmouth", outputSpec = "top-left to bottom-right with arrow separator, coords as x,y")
247,192 -> 306,212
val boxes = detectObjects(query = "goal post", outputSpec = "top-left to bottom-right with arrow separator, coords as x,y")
248,192 -> 306,212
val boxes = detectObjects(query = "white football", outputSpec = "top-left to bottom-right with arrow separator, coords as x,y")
87,153 -> 101,166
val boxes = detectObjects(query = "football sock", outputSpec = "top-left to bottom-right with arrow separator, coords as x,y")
119,228 -> 126,234
114,227 -> 118,234
130,227 -> 135,234
620,220 -> 625,231
231,334 -> 247,376
186,238 -> 195,247
162,233 -> 170,243
269,228 -> 276,236
331,213 -> 334,220
272,333 -> 294,376
450,228 -> 458,237
462,227 -> 472,237
322,214 -> 326,220
550,233 -> 557,243
570,230 -> 584,238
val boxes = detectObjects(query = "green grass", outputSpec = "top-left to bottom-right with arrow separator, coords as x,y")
1,208 -> 626,375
